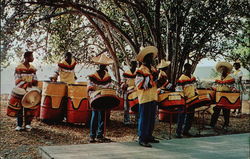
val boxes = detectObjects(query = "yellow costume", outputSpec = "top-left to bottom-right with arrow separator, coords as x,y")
176,74 -> 197,100
135,65 -> 158,104
214,74 -> 235,92
15,63 -> 37,89
55,59 -> 77,84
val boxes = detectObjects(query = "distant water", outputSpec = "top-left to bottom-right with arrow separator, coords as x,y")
1,65 -> 249,94
0,65 -> 95,94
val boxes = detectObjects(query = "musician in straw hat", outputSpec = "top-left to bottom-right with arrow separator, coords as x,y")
206,62 -> 236,130
87,54 -> 114,143
13,51 -> 38,131
50,52 -> 77,84
121,60 -> 137,124
135,46 -> 159,147
157,59 -> 172,90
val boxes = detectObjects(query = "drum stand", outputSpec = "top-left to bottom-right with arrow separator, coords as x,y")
194,106 -> 210,136
162,108 -> 184,139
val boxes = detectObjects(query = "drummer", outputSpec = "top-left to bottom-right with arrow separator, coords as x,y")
121,60 -> 137,125
87,54 -> 114,143
50,52 -> 77,84
175,63 -> 197,138
157,59 -> 172,90
207,62 -> 236,130
14,51 -> 38,131
135,46 -> 159,147
232,61 -> 244,117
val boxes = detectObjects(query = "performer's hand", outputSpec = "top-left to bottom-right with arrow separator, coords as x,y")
50,77 -> 57,82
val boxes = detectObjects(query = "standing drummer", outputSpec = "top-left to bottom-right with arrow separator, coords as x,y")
232,61 -> 244,117
157,59 -> 172,90
135,46 -> 159,147
87,54 -> 114,143
121,60 -> 137,125
175,63 -> 197,138
14,51 -> 38,131
50,52 -> 77,84
206,62 -> 236,130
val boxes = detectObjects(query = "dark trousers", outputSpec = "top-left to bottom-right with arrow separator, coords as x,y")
210,106 -> 230,127
138,101 -> 157,142
90,110 -> 104,138
176,107 -> 195,135
17,107 -> 32,127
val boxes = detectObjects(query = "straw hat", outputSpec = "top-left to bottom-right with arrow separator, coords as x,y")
136,46 -> 158,62
21,88 -> 41,108
157,59 -> 171,69
215,61 -> 233,73
92,54 -> 114,65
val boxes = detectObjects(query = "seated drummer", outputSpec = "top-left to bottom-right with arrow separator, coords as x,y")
50,52 -> 77,84
175,63 -> 197,138
14,51 -> 38,131
121,60 -> 137,125
157,59 -> 172,91
207,62 -> 236,130
135,46 -> 159,148
87,54 -> 114,143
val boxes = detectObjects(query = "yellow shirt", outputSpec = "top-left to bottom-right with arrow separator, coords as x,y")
135,65 -> 158,104
87,71 -> 113,97
123,69 -> 136,88
176,74 -> 196,99
215,74 -> 235,92
15,63 -> 37,89
57,59 -> 76,84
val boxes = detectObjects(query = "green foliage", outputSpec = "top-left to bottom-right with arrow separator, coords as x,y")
1,0 -> 249,82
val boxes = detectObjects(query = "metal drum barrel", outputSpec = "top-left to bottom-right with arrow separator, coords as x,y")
216,91 -> 241,109
158,91 -> 185,110
7,88 -> 26,117
40,81 -> 67,121
67,83 -> 91,123
90,88 -> 120,110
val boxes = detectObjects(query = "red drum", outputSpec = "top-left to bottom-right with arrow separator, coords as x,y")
90,89 -> 120,110
158,91 -> 185,110
127,88 -> 139,112
67,83 -> 91,123
40,81 -> 67,121
7,88 -> 26,117
112,97 -> 124,111
197,89 -> 215,104
186,94 -> 211,109
158,109 -> 179,122
216,91 -> 241,109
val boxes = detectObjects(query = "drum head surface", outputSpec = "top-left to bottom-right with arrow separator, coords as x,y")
22,90 -> 41,108
91,95 -> 120,110
12,87 -> 27,95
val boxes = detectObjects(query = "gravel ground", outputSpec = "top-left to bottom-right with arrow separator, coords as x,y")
0,96 -> 249,159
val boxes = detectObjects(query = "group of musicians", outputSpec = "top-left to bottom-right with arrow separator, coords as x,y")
10,46 -> 243,148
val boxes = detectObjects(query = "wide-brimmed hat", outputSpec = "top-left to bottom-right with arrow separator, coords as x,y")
21,88 -> 41,108
216,62 -> 233,73
157,59 -> 171,69
92,54 -> 114,65
136,46 -> 158,62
